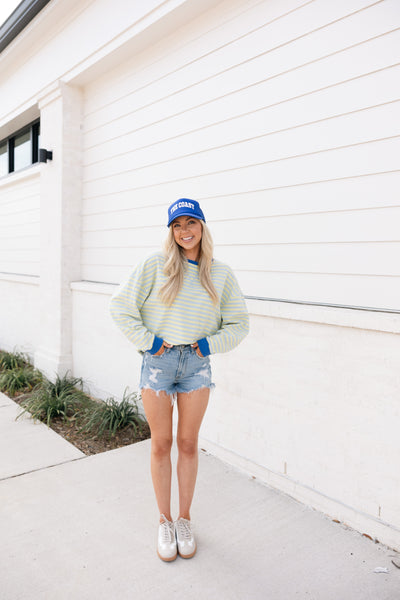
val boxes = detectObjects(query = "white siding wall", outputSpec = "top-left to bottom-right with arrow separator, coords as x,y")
0,169 -> 40,277
0,275 -> 39,356
81,0 -> 400,310
0,169 -> 40,358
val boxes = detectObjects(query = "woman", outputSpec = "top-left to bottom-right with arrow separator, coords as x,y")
110,199 -> 249,561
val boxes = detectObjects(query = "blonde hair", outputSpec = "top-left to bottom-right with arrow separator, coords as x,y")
159,221 -> 219,306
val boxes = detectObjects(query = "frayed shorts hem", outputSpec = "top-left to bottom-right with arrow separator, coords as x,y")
140,383 -> 215,406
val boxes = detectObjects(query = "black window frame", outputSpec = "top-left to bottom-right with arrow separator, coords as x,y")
0,119 -> 40,178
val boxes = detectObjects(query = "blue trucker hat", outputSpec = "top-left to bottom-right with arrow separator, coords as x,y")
167,198 -> 206,227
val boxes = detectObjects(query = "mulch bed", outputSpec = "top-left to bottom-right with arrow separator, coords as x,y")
11,391 -> 151,456
48,418 -> 151,455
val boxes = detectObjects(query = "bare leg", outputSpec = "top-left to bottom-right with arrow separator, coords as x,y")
176,387 -> 210,520
141,389 -> 174,522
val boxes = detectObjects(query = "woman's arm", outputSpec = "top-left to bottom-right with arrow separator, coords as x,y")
197,267 -> 249,356
109,255 -> 164,354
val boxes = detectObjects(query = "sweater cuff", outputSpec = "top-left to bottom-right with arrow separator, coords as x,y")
197,337 -> 211,357
148,336 -> 164,355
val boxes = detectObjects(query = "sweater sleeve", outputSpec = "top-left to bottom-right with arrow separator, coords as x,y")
198,267 -> 249,355
109,255 -> 163,353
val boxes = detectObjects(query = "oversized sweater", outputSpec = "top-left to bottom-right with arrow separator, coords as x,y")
109,252 -> 249,356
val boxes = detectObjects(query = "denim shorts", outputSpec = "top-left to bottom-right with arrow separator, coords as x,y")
139,345 -> 214,402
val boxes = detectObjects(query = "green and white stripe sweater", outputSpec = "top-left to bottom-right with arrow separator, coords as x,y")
109,252 -> 249,356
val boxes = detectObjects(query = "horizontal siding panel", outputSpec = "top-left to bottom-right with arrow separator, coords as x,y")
0,176 -> 40,202
0,263 -> 40,276
0,223 -> 40,238
236,271 -> 400,311
83,0 -> 383,133
84,65 -> 400,167
82,226 -> 164,249
81,241 -> 400,277
0,209 -> 40,228
82,0 -> 292,113
83,102 -> 400,182
81,207 -> 400,248
0,235 -> 40,250
214,242 -> 400,277
81,264 -> 145,284
82,206 -> 164,230
202,173 -> 400,220
0,174 -> 40,191
210,208 -> 400,245
0,185 -> 40,206
83,0 -> 324,118
82,138 -> 400,198
83,24 -> 400,150
0,249 -> 41,264
0,194 -> 40,213
0,172 -> 40,276
81,246 -> 160,270
82,172 -> 400,218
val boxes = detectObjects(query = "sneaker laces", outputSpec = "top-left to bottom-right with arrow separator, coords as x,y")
176,518 -> 192,540
160,515 -> 175,543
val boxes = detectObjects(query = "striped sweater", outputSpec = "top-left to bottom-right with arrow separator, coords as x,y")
109,252 -> 249,356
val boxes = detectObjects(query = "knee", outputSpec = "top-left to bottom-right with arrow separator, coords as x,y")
177,437 -> 198,458
151,437 -> 173,459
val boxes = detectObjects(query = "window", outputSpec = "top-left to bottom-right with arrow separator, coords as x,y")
14,130 -> 31,171
0,120 -> 40,177
0,141 -> 7,177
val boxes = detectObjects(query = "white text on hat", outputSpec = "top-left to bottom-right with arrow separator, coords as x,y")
170,201 -> 195,215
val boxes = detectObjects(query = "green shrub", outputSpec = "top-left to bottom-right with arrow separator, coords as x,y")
17,373 -> 91,426
0,366 -> 42,397
0,350 -> 29,372
80,389 -> 146,437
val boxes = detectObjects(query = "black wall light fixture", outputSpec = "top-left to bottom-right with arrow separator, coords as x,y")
39,148 -> 53,163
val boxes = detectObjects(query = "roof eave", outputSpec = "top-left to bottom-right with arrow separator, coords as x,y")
0,0 -> 51,54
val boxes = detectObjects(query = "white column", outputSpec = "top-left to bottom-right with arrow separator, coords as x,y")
34,81 -> 82,378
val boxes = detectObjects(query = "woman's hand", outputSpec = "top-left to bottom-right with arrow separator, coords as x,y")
154,342 -> 173,356
191,342 -> 203,357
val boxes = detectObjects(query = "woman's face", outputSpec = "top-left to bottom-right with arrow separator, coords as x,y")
172,215 -> 203,260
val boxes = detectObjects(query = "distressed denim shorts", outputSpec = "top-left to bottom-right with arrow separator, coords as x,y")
139,345 -> 214,403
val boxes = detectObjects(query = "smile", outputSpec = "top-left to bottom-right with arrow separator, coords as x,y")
181,236 -> 194,242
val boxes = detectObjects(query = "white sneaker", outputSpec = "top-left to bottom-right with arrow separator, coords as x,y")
175,517 -> 197,559
157,515 -> 177,562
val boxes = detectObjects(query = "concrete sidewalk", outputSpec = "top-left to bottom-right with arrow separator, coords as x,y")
1,392 -> 399,600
